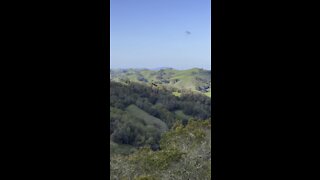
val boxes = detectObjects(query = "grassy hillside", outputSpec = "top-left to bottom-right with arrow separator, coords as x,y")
126,104 -> 168,132
110,81 -> 211,156
110,68 -> 211,97
110,104 -> 168,156
110,71 -> 212,179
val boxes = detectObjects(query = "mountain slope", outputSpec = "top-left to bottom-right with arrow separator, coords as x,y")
110,68 -> 211,97
126,104 -> 168,132
110,81 -> 211,155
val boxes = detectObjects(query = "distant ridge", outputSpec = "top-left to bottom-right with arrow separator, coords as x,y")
150,67 -> 173,70
110,68 -> 211,97
110,67 -> 210,71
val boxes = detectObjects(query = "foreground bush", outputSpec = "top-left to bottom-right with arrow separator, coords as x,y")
110,120 -> 211,180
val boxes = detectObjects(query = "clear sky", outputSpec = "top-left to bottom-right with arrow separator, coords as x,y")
110,0 -> 211,70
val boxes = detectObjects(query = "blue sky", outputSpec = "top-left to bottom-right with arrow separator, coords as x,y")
110,0 -> 211,70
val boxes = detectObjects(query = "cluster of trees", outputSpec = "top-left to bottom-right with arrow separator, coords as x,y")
110,107 -> 161,147
110,81 -> 211,122
110,81 -> 211,150
137,76 -> 148,82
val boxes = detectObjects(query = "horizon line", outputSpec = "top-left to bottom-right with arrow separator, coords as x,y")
110,67 -> 211,71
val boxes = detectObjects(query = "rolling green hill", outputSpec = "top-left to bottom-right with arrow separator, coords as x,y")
110,105 -> 165,155
126,104 -> 168,132
110,68 -> 211,97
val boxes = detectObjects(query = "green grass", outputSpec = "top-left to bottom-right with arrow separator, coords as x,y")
126,104 -> 168,132
172,91 -> 181,97
205,91 -> 211,97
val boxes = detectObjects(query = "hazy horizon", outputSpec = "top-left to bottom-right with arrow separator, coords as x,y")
110,0 -> 211,70
110,66 -> 211,71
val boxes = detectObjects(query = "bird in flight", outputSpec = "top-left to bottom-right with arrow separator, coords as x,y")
185,31 -> 191,35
